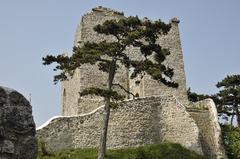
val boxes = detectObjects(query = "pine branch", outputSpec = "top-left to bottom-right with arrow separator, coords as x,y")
112,83 -> 136,99
79,87 -> 125,101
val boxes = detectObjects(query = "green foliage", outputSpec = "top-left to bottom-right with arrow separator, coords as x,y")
42,16 -> 179,90
215,74 -> 240,125
38,140 -> 52,157
37,143 -> 206,159
79,87 -> 125,101
37,148 -> 98,159
42,55 -> 73,83
217,75 -> 240,88
221,124 -> 240,159
105,143 -> 206,159
187,88 -> 211,102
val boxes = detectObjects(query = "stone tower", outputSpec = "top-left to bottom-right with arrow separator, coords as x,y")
61,6 -> 188,116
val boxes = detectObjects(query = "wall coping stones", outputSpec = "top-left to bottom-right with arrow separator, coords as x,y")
38,94 -> 183,130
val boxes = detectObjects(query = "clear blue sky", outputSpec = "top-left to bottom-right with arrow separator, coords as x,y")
0,0 -> 239,127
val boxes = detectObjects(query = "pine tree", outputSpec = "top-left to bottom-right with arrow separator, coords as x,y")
215,75 -> 240,127
42,16 -> 178,159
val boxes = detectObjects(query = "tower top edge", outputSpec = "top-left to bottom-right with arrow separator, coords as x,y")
91,6 -> 124,16
170,17 -> 180,24
84,6 -> 180,24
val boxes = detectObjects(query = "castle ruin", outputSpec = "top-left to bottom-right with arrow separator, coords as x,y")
37,7 -> 226,159
61,6 -> 187,116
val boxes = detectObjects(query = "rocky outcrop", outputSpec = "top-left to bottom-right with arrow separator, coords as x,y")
0,86 -> 37,159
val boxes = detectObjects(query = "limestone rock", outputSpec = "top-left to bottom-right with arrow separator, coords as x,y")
0,86 -> 37,159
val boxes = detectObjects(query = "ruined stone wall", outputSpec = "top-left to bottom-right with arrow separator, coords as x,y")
188,99 -> 226,159
62,7 -> 127,116
61,69 -> 81,115
128,18 -> 187,103
62,7 -> 188,116
37,96 -> 202,154
143,18 -> 187,101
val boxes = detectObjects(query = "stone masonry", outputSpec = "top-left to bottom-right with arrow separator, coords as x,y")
61,6 -> 187,116
37,6 -> 226,159
37,96 -> 202,154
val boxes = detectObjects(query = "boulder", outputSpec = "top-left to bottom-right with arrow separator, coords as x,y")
0,86 -> 37,159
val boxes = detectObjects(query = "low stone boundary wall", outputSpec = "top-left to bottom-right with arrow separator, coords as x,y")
37,96 -> 202,154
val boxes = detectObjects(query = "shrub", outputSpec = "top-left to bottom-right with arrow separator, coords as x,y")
221,125 -> 240,159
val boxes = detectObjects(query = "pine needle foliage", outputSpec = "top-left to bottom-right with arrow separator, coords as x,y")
43,16 -> 178,89
215,75 -> 240,126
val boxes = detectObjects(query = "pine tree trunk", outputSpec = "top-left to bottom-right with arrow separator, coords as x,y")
230,107 -> 236,128
230,114 -> 234,128
97,59 -> 116,159
235,106 -> 240,127
97,101 -> 110,159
